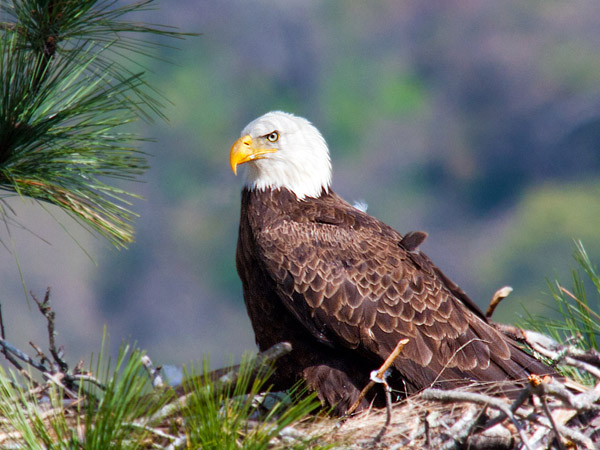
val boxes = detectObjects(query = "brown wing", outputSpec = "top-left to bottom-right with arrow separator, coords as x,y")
256,195 -> 531,389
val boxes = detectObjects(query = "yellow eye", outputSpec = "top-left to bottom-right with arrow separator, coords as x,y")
266,131 -> 279,142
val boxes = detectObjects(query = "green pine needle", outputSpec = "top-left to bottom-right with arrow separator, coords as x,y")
0,0 -> 191,248
0,342 -> 175,449
0,343 -> 324,448
523,240 -> 600,384
181,356 -> 322,450
82,344 -> 175,449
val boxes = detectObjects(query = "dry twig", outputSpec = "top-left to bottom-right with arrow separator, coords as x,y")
486,286 -> 513,319
141,354 -> 165,389
0,305 -> 24,373
346,338 -> 409,416
421,388 -> 534,450
31,288 -> 69,374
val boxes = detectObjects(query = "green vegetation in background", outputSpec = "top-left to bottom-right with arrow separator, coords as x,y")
83,0 -> 600,363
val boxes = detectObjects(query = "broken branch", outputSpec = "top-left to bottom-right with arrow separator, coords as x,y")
346,338 -> 409,416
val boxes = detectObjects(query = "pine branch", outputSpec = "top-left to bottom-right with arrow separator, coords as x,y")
0,0 -> 192,248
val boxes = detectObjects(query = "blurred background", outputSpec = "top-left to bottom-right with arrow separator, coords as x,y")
2,0 -> 600,370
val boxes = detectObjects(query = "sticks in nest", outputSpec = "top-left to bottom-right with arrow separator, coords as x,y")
417,324 -> 600,450
0,288 -> 105,393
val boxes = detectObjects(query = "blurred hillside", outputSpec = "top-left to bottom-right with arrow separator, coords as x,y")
2,0 -> 600,368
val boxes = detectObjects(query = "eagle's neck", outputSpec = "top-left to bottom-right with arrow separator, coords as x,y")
242,186 -> 326,212
244,160 -> 331,200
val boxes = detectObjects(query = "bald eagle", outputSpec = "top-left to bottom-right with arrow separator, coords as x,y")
229,111 -> 549,415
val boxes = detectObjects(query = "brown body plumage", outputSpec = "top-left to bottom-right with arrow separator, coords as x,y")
236,187 -> 549,414
229,111 -> 550,415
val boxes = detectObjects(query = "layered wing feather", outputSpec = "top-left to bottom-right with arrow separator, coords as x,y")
255,191 -> 533,389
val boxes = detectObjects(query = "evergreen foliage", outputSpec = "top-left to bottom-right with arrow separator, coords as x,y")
0,342 -> 323,449
181,360 -> 321,449
524,241 -> 600,384
0,0 -> 185,248
0,342 -> 169,449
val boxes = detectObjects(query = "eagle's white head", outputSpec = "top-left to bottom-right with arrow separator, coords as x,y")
229,111 -> 332,200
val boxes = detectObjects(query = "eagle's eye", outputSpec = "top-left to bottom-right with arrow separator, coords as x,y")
266,131 -> 279,143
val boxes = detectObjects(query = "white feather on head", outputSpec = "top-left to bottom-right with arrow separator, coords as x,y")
239,111 -> 332,200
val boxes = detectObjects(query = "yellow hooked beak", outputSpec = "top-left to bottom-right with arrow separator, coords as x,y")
229,135 -> 278,175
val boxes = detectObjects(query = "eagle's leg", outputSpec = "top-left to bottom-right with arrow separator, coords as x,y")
303,364 -> 365,415
302,359 -> 389,415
